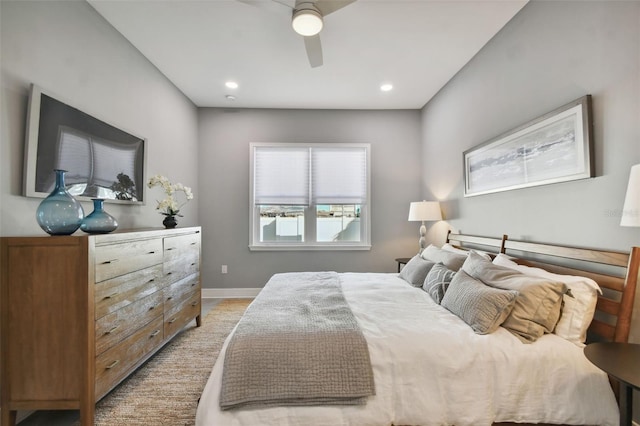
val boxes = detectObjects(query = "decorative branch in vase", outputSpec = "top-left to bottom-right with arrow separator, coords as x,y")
147,175 -> 194,229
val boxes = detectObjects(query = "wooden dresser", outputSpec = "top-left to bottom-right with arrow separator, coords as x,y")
0,227 -> 201,426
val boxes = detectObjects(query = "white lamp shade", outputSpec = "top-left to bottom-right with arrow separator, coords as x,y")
292,9 -> 323,36
621,164 -> 640,227
408,201 -> 442,222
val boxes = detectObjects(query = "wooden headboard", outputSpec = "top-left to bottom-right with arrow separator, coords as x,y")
446,231 -> 639,344
445,230 -> 507,253
502,239 -> 639,344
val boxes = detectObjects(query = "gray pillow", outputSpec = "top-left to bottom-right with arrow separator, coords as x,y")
420,245 -> 467,271
462,251 -> 568,343
399,255 -> 436,287
441,270 -> 518,334
423,263 -> 456,304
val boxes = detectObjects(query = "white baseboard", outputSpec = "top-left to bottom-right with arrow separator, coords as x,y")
202,288 -> 260,299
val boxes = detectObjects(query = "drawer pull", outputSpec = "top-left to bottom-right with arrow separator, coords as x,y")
148,278 -> 156,283
166,272 -> 173,276
105,325 -> 120,335
191,282 -> 196,287
105,360 -> 120,369
149,305 -> 156,311
191,262 -> 196,266
148,251 -> 156,254
190,242 -> 196,246
166,247 -> 175,251
101,259 -> 119,265
167,296 -> 173,301
168,317 -> 177,324
191,301 -> 198,307
149,329 -> 161,338
103,292 -> 119,300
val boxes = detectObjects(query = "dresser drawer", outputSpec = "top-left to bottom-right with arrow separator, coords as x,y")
163,251 -> 199,283
95,291 -> 164,356
95,238 -> 163,282
164,232 -> 200,254
94,264 -> 164,320
164,290 -> 201,339
95,315 -> 164,399
164,273 -> 200,313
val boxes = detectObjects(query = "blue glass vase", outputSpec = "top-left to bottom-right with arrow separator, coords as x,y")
81,198 -> 118,234
35,169 -> 84,235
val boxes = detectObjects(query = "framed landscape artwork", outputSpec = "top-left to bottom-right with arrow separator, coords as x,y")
463,95 -> 594,197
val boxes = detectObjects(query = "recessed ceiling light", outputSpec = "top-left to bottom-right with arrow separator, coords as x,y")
225,81 -> 238,89
380,84 -> 393,92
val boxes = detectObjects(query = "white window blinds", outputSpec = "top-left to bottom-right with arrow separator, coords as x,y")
312,146 -> 367,204
253,144 -> 368,206
253,146 -> 310,205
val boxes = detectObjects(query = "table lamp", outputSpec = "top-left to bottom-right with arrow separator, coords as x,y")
408,200 -> 442,254
621,164 -> 640,227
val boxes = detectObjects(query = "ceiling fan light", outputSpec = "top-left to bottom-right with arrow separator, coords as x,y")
292,9 -> 323,36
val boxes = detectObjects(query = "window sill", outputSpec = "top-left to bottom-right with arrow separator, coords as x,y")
249,244 -> 371,252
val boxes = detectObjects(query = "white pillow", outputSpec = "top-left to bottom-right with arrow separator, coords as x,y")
441,243 -> 469,255
420,245 -> 467,271
442,243 -> 492,260
492,253 -> 601,346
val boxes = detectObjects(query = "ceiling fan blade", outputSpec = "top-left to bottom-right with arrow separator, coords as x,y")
236,0 -> 291,15
304,34 -> 323,68
273,0 -> 296,8
315,0 -> 357,16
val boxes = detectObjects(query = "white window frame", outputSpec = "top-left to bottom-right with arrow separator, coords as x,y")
249,142 -> 371,251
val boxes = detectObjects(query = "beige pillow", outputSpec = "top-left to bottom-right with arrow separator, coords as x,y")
462,251 -> 567,343
492,254 -> 600,345
441,270 -> 518,334
420,245 -> 467,271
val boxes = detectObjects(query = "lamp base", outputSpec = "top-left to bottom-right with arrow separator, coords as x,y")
418,223 -> 427,254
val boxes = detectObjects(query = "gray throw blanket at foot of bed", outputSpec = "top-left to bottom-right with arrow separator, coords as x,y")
219,271 -> 375,410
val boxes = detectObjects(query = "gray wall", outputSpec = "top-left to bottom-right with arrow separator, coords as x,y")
421,1 -> 639,252
0,0 -> 200,237
198,108 -> 422,289
420,1 -> 640,419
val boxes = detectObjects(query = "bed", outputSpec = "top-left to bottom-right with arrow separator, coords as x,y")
195,233 -> 640,426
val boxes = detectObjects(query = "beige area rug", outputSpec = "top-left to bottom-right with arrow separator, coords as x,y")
77,299 -> 251,426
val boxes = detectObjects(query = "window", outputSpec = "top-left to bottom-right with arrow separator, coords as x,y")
250,143 -> 371,250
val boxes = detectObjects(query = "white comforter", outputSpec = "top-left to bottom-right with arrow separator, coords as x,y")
196,273 -> 619,426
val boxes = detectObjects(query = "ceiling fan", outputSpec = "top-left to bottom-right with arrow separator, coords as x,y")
239,0 -> 357,68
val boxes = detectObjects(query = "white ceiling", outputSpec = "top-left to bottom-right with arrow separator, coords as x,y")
88,0 -> 527,110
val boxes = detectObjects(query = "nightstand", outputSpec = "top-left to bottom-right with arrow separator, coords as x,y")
584,342 -> 640,426
395,257 -> 411,273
